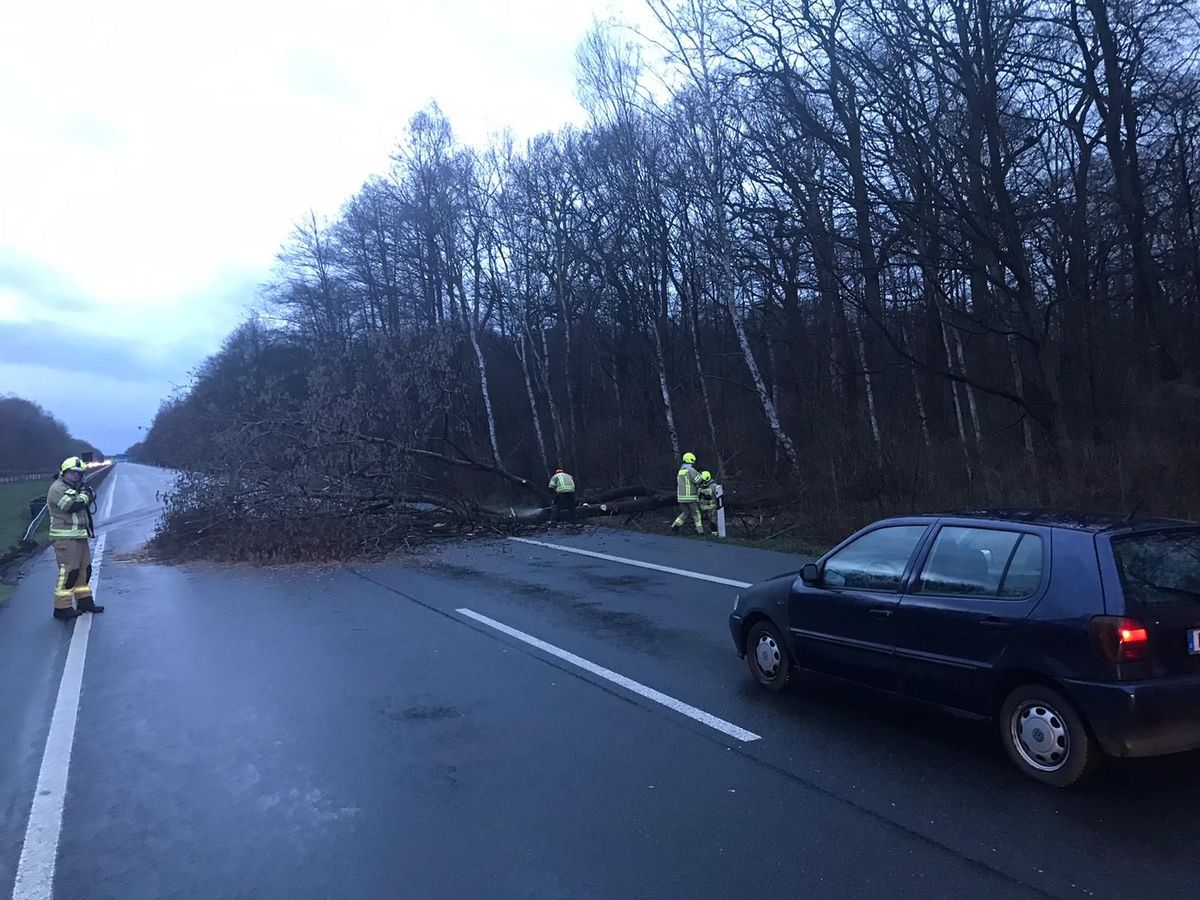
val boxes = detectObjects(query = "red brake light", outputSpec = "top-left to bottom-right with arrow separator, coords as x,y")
1090,617 -> 1150,664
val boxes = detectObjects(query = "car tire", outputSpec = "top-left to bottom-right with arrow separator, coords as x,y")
999,684 -> 1100,788
745,621 -> 792,691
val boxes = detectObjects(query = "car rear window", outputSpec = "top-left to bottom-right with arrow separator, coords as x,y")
1112,529 -> 1200,610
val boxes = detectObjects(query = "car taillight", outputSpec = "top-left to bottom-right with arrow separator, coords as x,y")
1090,616 -> 1150,663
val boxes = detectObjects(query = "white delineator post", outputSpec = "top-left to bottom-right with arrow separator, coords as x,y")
715,482 -> 726,539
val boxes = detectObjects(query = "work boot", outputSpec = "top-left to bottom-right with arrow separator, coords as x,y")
76,596 -> 105,613
53,607 -> 83,621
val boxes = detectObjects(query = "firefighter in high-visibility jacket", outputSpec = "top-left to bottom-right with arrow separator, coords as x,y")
697,470 -> 719,535
46,456 -> 104,620
671,452 -> 704,534
549,468 -> 577,523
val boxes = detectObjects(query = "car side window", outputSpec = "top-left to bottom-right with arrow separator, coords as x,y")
822,525 -> 928,592
998,534 -> 1044,597
916,527 -> 1044,598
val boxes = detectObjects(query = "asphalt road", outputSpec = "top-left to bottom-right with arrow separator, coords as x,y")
2,463 -> 1198,899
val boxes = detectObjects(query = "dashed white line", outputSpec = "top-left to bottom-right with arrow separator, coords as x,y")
508,537 -> 753,589
456,608 -> 761,743
11,531 -> 108,900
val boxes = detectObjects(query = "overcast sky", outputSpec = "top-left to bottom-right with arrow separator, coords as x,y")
0,0 -> 653,453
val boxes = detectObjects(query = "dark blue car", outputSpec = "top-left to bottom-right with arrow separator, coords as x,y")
729,510 -> 1200,786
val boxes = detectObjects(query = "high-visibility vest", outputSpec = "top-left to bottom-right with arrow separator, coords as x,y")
677,465 -> 700,501
550,472 -> 576,493
47,477 -> 91,540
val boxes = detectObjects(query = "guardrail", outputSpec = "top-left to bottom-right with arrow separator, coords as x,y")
21,464 -> 114,544
0,473 -> 53,485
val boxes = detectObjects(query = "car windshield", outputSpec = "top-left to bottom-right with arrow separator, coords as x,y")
1112,529 -> 1200,609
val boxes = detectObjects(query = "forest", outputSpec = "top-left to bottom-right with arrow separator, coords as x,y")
134,0 -> 1200,559
0,397 -> 100,474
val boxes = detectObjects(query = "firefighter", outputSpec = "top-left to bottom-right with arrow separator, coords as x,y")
47,456 -> 104,620
698,470 -> 719,535
549,467 -> 577,524
671,452 -> 704,534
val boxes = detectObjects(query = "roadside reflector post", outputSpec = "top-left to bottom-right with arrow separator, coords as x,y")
715,483 -> 726,539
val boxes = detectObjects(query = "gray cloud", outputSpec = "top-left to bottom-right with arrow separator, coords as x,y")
1,267 -> 265,451
0,249 -> 96,317
177,269 -> 267,335
0,262 -> 261,380
0,320 -> 184,381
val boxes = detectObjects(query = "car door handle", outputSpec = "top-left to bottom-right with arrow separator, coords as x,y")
869,608 -> 894,619
980,617 -> 1011,630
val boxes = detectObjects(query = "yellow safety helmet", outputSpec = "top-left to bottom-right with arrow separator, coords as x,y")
60,456 -> 86,475
682,452 -> 697,465
700,470 -> 712,482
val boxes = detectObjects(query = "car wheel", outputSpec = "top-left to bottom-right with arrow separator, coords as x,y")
999,684 -> 1099,788
746,621 -> 791,691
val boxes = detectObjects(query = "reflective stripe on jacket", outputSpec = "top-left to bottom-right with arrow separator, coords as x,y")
47,477 -> 90,540
677,465 -> 701,502
550,473 -> 576,493
698,485 -> 717,511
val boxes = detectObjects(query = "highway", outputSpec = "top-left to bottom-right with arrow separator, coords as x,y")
1,463 -> 1197,899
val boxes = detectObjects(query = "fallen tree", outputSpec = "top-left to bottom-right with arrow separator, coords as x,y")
480,486 -> 677,525
147,460 -> 692,563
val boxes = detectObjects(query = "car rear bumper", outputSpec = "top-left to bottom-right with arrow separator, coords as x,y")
1064,674 -> 1200,758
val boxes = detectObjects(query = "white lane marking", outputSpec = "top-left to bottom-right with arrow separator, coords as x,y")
12,532 -> 108,900
100,469 -> 117,521
457,608 -> 761,743
508,537 -> 753,589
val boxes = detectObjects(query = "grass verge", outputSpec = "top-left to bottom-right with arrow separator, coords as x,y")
0,479 -> 50,607
715,533 -> 827,558
0,480 -> 50,554
590,512 -> 829,558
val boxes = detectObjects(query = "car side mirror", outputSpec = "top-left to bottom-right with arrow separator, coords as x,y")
800,563 -> 821,586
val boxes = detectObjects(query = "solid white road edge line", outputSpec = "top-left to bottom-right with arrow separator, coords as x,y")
508,537 -> 753,589
11,531 -> 108,900
99,469 -> 116,521
456,607 -> 761,743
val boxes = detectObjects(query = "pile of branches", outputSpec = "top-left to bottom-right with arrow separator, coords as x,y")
144,391 -> 798,561
148,446 -> 688,564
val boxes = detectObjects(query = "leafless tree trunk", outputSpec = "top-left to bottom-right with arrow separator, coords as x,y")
939,304 -> 975,484
537,325 -> 567,463
1075,0 -> 1179,379
517,333 -> 550,472
651,314 -> 682,459
650,0 -> 801,472
853,315 -> 884,465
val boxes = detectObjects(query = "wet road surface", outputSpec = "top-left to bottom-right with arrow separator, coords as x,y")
2,464 -> 1197,898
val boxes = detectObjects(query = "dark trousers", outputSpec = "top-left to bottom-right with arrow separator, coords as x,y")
553,492 -> 577,523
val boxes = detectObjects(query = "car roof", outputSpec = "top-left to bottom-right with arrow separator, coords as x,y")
905,508 -> 1197,534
